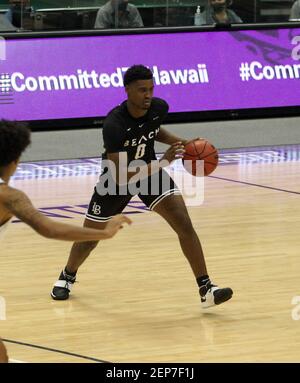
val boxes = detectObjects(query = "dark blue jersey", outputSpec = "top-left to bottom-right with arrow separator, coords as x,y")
102,97 -> 169,164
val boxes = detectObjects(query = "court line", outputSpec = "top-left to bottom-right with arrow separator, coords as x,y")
210,175 -> 300,195
3,338 -> 110,363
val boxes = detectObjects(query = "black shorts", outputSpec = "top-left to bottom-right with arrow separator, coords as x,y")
86,169 -> 181,222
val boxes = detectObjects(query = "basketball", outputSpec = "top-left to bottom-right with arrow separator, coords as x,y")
182,139 -> 219,176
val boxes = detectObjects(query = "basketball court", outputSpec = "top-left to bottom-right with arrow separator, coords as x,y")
1,144 -> 300,362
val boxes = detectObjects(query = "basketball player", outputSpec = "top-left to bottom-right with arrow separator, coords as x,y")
0,120 -> 131,362
51,65 -> 233,308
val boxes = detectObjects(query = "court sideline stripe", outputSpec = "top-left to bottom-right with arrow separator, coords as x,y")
3,338 -> 110,363
210,175 -> 300,195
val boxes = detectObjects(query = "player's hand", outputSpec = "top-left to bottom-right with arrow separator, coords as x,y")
105,214 -> 132,238
161,141 -> 185,164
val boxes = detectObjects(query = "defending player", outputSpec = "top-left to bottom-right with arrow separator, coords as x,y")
0,119 -> 131,362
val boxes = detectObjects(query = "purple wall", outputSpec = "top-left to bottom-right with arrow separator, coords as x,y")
0,28 -> 299,121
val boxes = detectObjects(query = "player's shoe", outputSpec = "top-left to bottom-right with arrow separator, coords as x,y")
200,281 -> 233,308
51,270 -> 76,300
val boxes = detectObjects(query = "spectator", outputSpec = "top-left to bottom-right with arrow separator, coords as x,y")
3,0 -> 31,30
290,0 -> 300,20
94,0 -> 143,29
0,13 -> 16,31
5,7 -> 13,24
197,0 -> 242,25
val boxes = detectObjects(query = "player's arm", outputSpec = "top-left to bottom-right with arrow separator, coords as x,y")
107,143 -> 185,185
156,127 -> 188,146
156,127 -> 203,147
107,152 -> 161,184
104,119 -> 183,184
1,186 -> 131,241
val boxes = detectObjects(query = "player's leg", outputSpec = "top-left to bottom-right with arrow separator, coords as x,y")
140,170 -> 232,308
154,193 -> 207,277
65,218 -> 105,274
50,219 -> 104,301
51,188 -> 131,300
0,339 -> 8,363
140,170 -> 206,276
153,193 -> 232,308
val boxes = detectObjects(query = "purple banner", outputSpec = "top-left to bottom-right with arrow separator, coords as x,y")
0,28 -> 300,121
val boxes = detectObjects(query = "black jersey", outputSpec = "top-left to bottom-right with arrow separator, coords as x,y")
102,97 -> 169,164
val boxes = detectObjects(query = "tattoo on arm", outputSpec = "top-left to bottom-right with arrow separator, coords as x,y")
3,188 -> 43,227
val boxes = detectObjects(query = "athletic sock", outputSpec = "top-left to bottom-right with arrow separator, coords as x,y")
64,267 -> 77,278
196,275 -> 210,288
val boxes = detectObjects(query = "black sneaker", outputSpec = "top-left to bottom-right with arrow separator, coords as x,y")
51,270 -> 76,300
200,281 -> 233,308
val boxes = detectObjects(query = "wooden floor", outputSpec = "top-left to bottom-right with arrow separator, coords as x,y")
1,146 -> 300,363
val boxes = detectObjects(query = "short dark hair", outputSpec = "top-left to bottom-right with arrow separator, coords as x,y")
123,65 -> 153,86
0,120 -> 31,167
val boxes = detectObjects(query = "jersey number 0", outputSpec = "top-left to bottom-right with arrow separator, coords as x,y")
135,144 -> 146,160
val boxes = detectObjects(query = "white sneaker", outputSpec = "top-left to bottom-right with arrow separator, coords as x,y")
200,282 -> 233,308
51,270 -> 76,300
